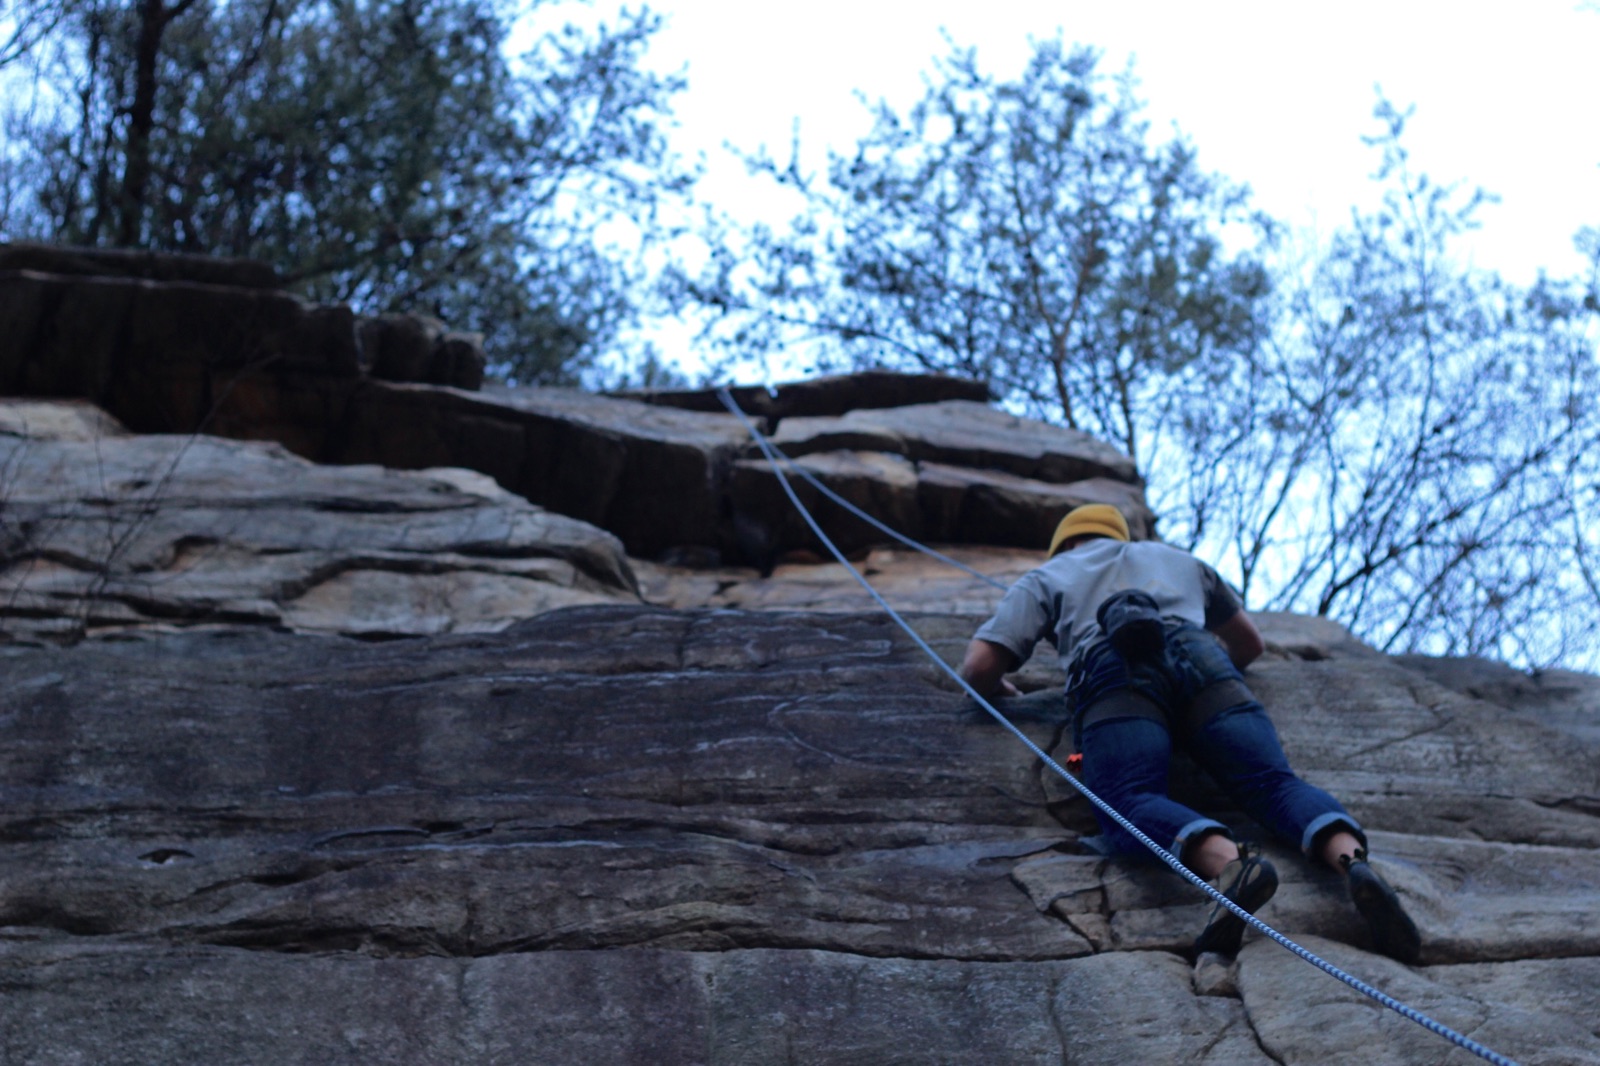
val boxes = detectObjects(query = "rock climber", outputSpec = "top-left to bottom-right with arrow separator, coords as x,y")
957,503 -> 1421,962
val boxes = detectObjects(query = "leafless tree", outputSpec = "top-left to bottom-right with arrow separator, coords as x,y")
1153,104 -> 1600,664
692,53 -> 1600,666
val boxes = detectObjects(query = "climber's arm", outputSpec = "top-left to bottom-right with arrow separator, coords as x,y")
1211,609 -> 1265,670
959,639 -> 1021,699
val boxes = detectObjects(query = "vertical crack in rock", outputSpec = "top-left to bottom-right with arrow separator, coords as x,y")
1193,1012 -> 1238,1061
1058,913 -> 1106,953
1233,976 -> 1289,1066
767,700 -> 896,771
1045,972 -> 1073,1065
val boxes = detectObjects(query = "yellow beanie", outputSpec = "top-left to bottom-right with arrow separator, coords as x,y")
1047,504 -> 1130,556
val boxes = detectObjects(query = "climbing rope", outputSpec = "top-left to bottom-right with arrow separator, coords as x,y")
718,387 -> 1520,1066
742,441 -> 1007,589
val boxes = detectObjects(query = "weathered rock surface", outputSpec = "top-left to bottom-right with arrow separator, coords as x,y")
1,604 -> 1596,1064
770,400 -> 1140,485
315,380 -> 1151,561
0,945 -> 1277,1065
621,368 -> 991,419
4,249 -> 1597,1064
634,544 -> 1040,617
0,244 -> 484,410
1,249 -> 1152,562
0,400 -> 637,638
1240,937 -> 1600,1066
1398,652 -> 1600,750
0,390 -> 1144,636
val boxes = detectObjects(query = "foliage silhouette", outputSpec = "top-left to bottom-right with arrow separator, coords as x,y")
1,0 -> 693,384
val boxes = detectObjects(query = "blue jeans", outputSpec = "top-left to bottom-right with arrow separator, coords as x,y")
1069,622 -> 1361,866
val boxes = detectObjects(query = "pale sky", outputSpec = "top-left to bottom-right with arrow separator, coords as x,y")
623,1 -> 1599,287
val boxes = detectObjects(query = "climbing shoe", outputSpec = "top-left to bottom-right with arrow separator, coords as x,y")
1343,851 -> 1422,965
1192,849 -> 1278,957
1096,589 -> 1167,663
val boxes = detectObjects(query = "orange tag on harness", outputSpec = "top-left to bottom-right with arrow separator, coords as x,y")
1066,753 -> 1084,774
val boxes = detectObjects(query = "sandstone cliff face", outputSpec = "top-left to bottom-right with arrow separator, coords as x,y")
2,250 -> 1598,1065
0,244 -> 1152,565
2,606 -> 1597,1064
0,401 -> 638,639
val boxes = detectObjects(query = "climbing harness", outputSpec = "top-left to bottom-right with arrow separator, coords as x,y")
718,387 -> 1521,1066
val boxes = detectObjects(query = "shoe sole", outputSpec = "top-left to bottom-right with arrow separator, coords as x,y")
1348,862 -> 1422,964
1193,860 -> 1278,957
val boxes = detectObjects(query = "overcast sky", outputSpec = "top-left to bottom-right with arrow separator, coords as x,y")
619,1 -> 1599,287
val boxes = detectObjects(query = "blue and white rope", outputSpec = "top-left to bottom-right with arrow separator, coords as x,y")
718,386 -> 1519,1066
741,439 -> 1007,589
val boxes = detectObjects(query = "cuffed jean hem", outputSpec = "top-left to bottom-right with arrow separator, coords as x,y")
1174,817 -> 1230,858
1300,811 -> 1367,857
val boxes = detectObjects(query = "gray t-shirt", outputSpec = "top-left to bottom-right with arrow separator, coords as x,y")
973,539 -> 1242,670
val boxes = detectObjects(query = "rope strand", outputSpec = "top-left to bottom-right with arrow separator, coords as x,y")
746,441 -> 1007,589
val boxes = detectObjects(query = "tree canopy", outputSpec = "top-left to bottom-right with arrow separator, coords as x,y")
0,0 -> 693,384
1170,104 -> 1600,662
687,42 -> 1600,667
686,41 -> 1270,467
